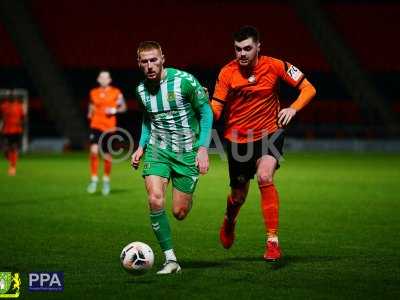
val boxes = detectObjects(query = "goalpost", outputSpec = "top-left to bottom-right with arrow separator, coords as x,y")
0,89 -> 29,153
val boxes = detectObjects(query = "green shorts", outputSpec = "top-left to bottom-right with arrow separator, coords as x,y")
142,144 -> 199,194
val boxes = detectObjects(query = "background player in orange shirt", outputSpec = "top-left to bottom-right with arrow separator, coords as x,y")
87,70 -> 126,195
212,26 -> 316,261
0,90 -> 27,176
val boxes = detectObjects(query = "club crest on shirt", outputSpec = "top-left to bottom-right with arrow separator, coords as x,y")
248,75 -> 256,83
168,92 -> 175,101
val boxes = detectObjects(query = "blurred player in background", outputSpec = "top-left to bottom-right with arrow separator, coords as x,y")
87,71 -> 126,195
212,26 -> 316,261
0,90 -> 27,176
0,91 -> 27,176
131,41 -> 213,274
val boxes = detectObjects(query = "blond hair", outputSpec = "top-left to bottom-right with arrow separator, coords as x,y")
137,41 -> 163,58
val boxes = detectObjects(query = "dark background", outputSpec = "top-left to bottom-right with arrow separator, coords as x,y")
1,0 -> 399,142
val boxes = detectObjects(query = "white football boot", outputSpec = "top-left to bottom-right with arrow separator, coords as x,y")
102,181 -> 111,196
156,261 -> 181,275
87,181 -> 97,194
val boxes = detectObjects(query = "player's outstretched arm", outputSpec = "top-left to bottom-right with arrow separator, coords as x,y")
278,78 -> 316,127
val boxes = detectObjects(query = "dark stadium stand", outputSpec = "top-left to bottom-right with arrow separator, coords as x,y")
0,1 -> 399,140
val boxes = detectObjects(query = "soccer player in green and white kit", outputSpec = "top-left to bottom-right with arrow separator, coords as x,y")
131,41 -> 213,274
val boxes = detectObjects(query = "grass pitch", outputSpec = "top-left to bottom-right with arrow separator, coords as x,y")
1,152 -> 400,299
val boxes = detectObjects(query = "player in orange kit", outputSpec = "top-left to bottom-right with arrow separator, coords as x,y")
0,90 -> 27,176
87,71 -> 126,195
212,26 -> 316,261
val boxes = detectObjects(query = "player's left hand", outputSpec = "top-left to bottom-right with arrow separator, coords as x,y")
278,107 -> 297,127
105,107 -> 117,116
196,146 -> 209,175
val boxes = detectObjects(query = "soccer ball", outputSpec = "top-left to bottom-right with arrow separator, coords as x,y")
120,242 -> 154,275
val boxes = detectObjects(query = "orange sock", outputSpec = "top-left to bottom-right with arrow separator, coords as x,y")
104,158 -> 112,177
259,182 -> 279,238
90,153 -> 99,177
226,195 -> 243,223
9,149 -> 17,168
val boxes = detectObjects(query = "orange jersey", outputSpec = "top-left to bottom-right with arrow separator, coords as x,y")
89,86 -> 122,131
213,56 -> 305,143
0,100 -> 25,134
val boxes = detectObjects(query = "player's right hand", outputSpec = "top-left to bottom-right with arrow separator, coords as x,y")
131,147 -> 144,170
277,107 -> 296,127
105,107 -> 117,116
196,146 -> 209,175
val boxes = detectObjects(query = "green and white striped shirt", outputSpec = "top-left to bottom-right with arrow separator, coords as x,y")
136,68 -> 209,152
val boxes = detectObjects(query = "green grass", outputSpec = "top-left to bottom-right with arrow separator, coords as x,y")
1,152 -> 400,299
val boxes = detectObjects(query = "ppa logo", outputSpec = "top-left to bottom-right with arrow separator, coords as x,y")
29,272 -> 64,292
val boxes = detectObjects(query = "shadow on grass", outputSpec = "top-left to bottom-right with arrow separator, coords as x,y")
284,254 -> 343,264
227,254 -> 343,270
125,277 -> 155,284
124,260 -> 228,283
108,188 -> 131,195
226,255 -> 285,270
178,259 -> 228,269
227,256 -> 263,262
272,254 -> 344,270
86,188 -> 131,196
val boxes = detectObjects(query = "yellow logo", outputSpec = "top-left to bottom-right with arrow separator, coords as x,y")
0,272 -> 20,298
167,92 -> 175,101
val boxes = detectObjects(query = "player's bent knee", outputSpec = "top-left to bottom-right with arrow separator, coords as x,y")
148,192 -> 164,211
90,145 -> 99,155
257,174 -> 273,186
173,207 -> 188,221
231,191 -> 246,205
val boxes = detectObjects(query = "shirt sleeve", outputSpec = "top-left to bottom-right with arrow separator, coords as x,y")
138,114 -> 151,148
134,87 -> 145,111
212,68 -> 230,103
197,103 -> 213,148
182,74 -> 209,110
273,59 -> 305,88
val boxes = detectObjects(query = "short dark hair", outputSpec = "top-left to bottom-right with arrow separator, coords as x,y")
233,26 -> 260,43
